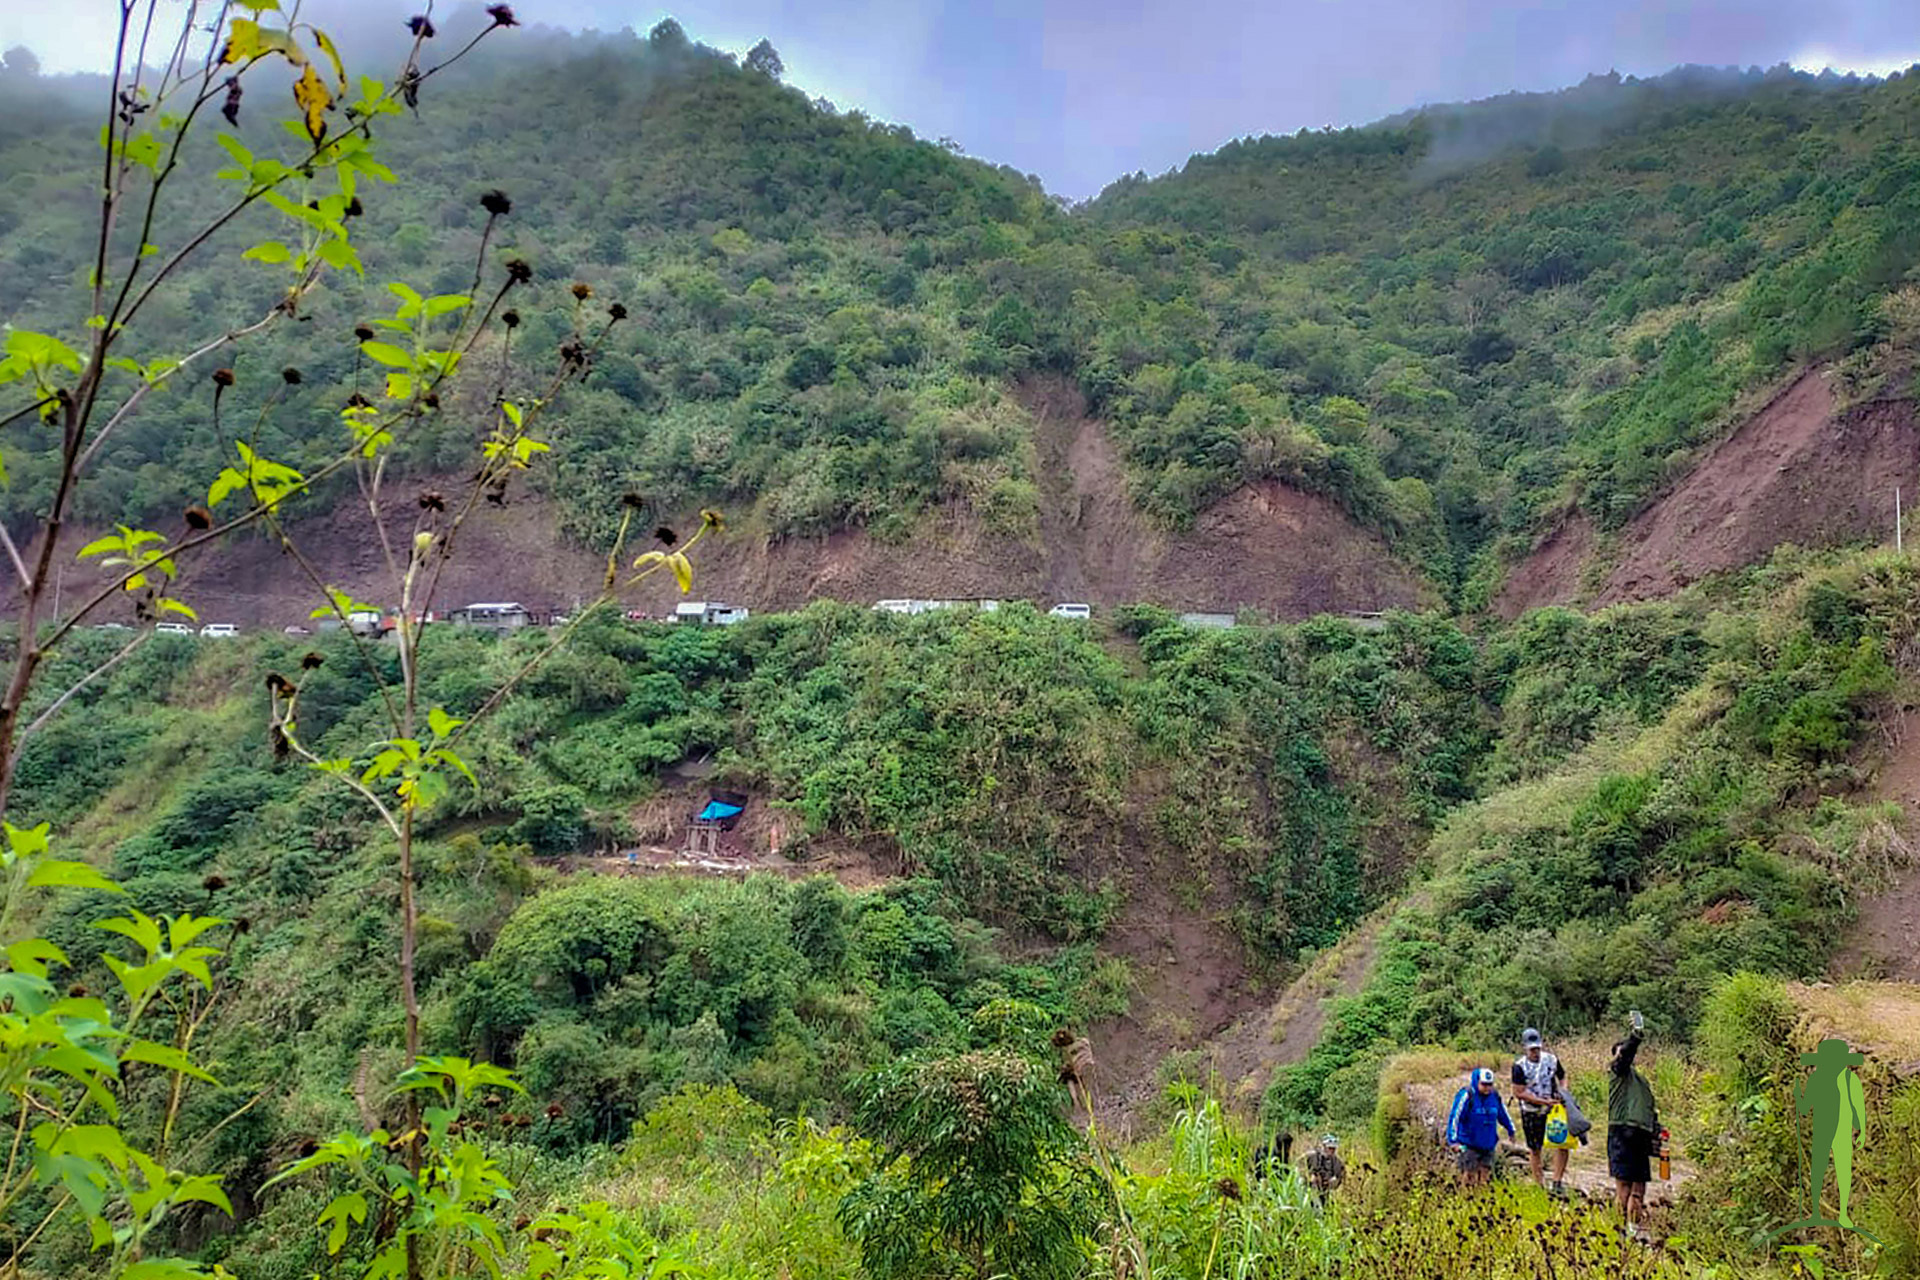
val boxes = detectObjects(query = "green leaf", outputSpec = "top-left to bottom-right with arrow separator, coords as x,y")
319,1189 -> 369,1254
500,400 -> 523,429
359,341 -> 413,368
424,294 -> 471,318
156,597 -> 198,622
243,241 -> 292,265
427,706 -> 462,739
27,859 -> 124,894
5,820 -> 51,859
384,371 -> 413,400
123,1041 -> 219,1084
318,237 -> 362,275
5,938 -> 67,979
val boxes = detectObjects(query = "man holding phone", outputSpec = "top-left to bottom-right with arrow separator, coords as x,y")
1609,1010 -> 1661,1242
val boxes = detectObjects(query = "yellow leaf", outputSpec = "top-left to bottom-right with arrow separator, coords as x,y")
310,28 -> 348,96
292,64 -> 330,144
668,552 -> 693,593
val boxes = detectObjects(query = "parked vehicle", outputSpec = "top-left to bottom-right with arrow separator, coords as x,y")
199,623 -> 239,639
155,622 -> 195,637
447,602 -> 534,630
92,622 -> 133,632
1048,603 -> 1092,620
673,601 -> 750,626
283,625 -> 311,636
623,608 -> 650,621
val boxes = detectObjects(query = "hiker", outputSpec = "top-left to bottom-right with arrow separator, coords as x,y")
1447,1067 -> 1516,1187
1609,1011 -> 1661,1241
1251,1130 -> 1293,1181
1513,1027 -> 1570,1196
1303,1134 -> 1345,1197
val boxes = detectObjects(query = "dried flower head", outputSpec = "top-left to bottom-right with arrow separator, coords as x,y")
505,258 -> 533,284
221,76 -> 243,126
621,491 -> 648,510
354,324 -> 374,341
487,4 -> 518,26
184,505 -> 212,530
544,1101 -> 563,1119
422,391 -> 441,409
501,309 -> 521,329
1215,1177 -> 1243,1202
1051,1028 -> 1076,1048
480,189 -> 512,217
570,282 -> 593,300
68,983 -> 87,997
265,671 -> 293,695
345,196 -> 364,218
281,366 -> 303,385
406,13 -> 436,36
700,508 -> 726,531
653,526 -> 678,547
346,392 -> 373,409
211,367 -> 235,388
301,651 -> 325,670
418,490 -> 446,512
608,302 -> 628,321
202,873 -> 228,891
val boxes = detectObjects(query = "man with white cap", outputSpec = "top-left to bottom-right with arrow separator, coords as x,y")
1512,1027 -> 1569,1196
1447,1067 -> 1515,1187
1303,1133 -> 1345,1197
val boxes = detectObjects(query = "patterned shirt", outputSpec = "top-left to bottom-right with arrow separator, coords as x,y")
1511,1051 -> 1565,1113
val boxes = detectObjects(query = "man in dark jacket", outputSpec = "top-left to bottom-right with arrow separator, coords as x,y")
1609,1010 -> 1660,1240
1448,1067 -> 1516,1187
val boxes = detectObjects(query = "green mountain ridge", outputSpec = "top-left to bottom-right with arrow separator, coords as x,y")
4,32 -> 1918,611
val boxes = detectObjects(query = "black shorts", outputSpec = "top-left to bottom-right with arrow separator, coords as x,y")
1521,1110 -> 1548,1152
1456,1145 -> 1496,1173
1608,1126 -> 1654,1184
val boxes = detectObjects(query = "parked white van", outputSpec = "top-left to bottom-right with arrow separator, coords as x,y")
1048,603 -> 1092,621
199,623 -> 240,639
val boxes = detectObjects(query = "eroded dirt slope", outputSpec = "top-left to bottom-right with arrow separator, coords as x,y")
15,379 -> 1434,628
1498,369 -> 1920,618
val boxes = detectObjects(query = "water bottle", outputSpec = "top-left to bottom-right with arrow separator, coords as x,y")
1658,1128 -> 1671,1181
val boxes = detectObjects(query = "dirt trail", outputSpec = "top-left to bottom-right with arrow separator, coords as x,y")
1400,1075 -> 1697,1208
1833,709 -> 1920,982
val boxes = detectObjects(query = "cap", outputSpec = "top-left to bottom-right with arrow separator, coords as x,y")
1521,1028 -> 1544,1048
1321,1134 -> 1339,1148
1473,1067 -> 1496,1087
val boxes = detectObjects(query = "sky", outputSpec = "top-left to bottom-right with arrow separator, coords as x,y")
3,0 -> 1916,198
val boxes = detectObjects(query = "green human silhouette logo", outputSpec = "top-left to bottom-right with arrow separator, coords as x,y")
1776,1037 -> 1876,1241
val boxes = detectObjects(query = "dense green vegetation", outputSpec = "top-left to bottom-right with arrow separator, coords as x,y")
5,40 -> 1918,593
6,11 -> 1920,1277
1269,551 -> 1916,1125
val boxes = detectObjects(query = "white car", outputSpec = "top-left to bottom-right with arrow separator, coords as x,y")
1048,603 -> 1092,621
198,623 -> 240,639
155,622 -> 195,637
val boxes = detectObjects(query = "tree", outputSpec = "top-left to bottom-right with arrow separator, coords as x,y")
649,17 -> 688,50
745,38 -> 784,80
841,1033 -> 1107,1280
0,45 -> 39,77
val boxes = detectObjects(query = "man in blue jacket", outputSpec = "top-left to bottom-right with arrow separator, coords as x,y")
1448,1067 -> 1517,1186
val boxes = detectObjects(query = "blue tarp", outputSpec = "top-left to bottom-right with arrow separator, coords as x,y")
696,801 -> 744,823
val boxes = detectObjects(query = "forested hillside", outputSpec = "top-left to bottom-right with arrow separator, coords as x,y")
4,8 -> 1920,1279
5,34 -> 1916,606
